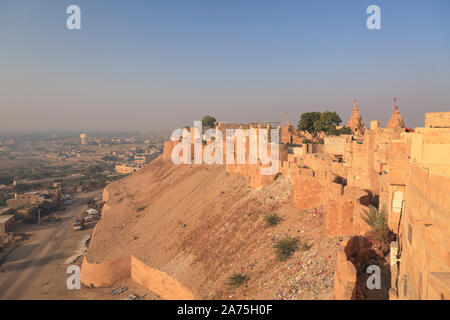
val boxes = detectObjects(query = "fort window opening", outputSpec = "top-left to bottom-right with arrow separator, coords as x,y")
392,190 -> 403,213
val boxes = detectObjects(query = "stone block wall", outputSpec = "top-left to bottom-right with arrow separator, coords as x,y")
291,171 -> 323,211
324,135 -> 351,155
333,238 -> 357,300
425,112 -> 450,128
226,162 -> 277,189
396,163 -> 450,300
323,184 -> 371,237
81,255 -> 195,300
81,255 -> 131,287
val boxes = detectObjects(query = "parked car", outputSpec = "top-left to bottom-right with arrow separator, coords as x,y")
86,208 -> 98,215
73,218 -> 84,231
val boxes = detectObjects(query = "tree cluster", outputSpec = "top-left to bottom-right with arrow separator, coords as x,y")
201,116 -> 217,130
297,111 -> 352,136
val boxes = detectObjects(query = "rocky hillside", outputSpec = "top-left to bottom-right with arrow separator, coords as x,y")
87,157 -> 341,299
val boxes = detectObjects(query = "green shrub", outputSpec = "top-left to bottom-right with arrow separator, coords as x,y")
136,206 -> 147,212
264,213 -> 282,227
300,241 -> 313,252
273,173 -> 282,180
226,273 -> 249,288
273,237 -> 300,261
362,205 -> 390,251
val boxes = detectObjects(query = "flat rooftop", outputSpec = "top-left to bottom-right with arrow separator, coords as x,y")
0,215 -> 14,224
0,207 -> 13,214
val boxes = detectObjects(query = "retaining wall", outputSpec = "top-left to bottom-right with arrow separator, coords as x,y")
81,255 -> 195,300
333,238 -> 357,300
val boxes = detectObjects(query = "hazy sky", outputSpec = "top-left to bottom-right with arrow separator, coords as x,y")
0,0 -> 449,133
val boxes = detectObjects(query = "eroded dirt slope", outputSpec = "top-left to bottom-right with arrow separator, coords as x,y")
87,157 -> 340,299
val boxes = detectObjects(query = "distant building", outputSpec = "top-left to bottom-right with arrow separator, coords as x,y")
134,154 -> 152,165
0,207 -> 14,216
6,192 -> 47,210
0,185 -> 10,194
80,133 -> 88,145
115,164 -> 141,174
0,215 -> 14,234
4,139 -> 15,146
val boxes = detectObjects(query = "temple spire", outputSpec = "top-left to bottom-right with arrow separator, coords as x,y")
386,97 -> 405,128
346,99 -> 365,134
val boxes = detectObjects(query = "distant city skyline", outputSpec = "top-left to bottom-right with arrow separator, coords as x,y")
1,0 -> 449,133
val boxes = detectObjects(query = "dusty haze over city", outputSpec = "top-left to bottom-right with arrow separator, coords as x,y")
0,1 -> 449,133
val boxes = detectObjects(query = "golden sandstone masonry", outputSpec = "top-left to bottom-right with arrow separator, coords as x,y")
86,104 -> 449,300
160,106 -> 450,300
346,99 -> 365,135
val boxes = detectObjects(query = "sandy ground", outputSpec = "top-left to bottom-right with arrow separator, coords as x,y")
0,190 -> 107,300
87,158 -> 341,300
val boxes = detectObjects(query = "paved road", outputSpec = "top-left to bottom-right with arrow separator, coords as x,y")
0,190 -> 101,300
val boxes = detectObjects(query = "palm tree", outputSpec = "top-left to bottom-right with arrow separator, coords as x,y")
362,205 -> 390,252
